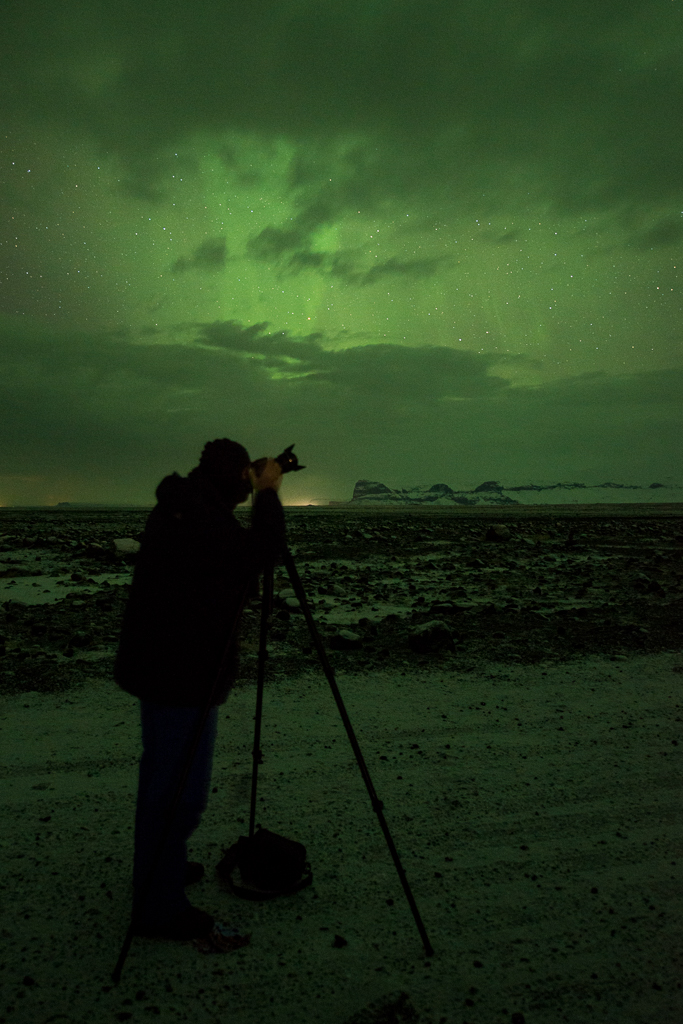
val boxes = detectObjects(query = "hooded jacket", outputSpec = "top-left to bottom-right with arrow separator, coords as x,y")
114,470 -> 287,707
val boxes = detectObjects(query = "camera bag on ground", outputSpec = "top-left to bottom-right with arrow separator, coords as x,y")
216,824 -> 313,900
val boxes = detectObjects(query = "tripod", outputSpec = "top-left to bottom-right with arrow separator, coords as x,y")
112,541 -> 434,983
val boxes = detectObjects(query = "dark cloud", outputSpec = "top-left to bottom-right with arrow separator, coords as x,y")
244,184 -> 457,283
196,320 -> 276,349
247,217 -> 453,283
1,2 -> 681,502
496,365 -> 683,408
496,231 -> 522,245
245,199 -> 338,265
344,254 -> 455,288
288,251 -> 326,271
1,317 -> 680,502
247,226 -> 309,261
170,237 -> 228,274
629,218 -> 683,251
190,320 -> 517,398
2,0 -> 681,222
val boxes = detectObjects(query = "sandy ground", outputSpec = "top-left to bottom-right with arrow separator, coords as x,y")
0,648 -> 681,1024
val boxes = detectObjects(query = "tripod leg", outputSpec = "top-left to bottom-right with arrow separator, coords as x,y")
248,562 -> 274,839
281,545 -> 435,958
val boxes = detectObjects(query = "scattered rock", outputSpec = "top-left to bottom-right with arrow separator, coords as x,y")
112,538 -> 140,556
407,619 -> 455,654
0,506 -> 681,698
341,990 -> 422,1024
485,524 -> 511,542
329,629 -> 362,650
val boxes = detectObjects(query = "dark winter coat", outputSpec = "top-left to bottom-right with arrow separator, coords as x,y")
114,471 -> 287,707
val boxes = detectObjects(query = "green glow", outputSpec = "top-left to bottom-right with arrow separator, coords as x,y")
1,1 -> 681,504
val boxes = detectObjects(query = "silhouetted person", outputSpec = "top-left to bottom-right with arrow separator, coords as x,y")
114,438 -> 285,951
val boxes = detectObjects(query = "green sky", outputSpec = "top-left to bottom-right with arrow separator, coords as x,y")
1,0 -> 682,505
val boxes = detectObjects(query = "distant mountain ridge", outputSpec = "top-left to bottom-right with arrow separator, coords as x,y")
329,479 -> 683,506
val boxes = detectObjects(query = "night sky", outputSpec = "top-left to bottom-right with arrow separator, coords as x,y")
2,0 -> 682,506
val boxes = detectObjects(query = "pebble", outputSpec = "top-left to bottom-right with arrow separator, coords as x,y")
0,508 -> 681,697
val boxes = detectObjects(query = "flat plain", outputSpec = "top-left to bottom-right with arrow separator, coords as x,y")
0,504 -> 681,1024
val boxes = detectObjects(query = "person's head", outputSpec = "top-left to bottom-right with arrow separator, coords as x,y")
193,438 -> 252,508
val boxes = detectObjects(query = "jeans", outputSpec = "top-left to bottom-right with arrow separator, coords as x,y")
132,700 -> 219,928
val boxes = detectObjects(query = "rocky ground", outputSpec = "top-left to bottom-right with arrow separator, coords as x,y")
0,504 -> 682,699
0,505 -> 681,1024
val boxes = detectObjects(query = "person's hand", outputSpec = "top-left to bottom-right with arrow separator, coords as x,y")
249,458 -> 283,492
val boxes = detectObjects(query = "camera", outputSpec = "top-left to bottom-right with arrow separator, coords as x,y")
250,444 -> 306,477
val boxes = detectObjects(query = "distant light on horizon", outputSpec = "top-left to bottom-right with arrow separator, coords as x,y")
282,498 -> 328,506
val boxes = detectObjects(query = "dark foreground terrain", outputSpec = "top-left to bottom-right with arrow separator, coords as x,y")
0,505 -> 681,1024
1,503 -> 682,698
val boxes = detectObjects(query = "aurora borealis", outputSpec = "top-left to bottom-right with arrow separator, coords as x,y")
1,0 -> 682,506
